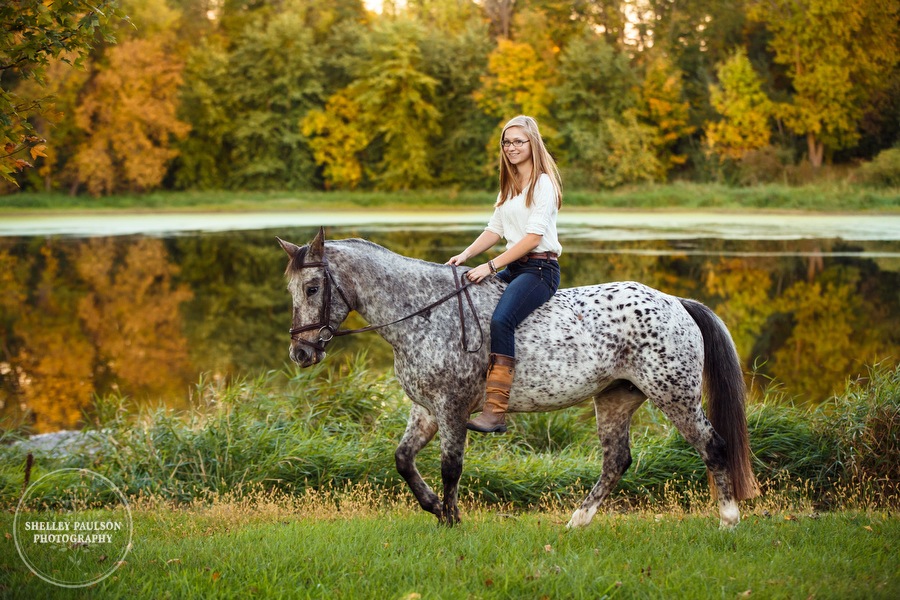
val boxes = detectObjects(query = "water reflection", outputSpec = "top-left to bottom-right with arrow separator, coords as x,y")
1,226 -> 898,432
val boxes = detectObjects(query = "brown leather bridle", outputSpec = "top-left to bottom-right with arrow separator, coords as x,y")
289,261 -> 483,353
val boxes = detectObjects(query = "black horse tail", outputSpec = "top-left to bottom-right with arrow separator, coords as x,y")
680,298 -> 760,501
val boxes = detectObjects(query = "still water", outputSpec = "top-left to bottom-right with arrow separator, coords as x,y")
2,211 -> 899,432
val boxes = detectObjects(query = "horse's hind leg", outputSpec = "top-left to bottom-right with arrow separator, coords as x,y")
651,393 -> 740,528
395,403 -> 441,518
567,383 -> 646,529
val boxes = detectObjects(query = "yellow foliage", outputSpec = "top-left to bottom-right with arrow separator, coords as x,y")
302,93 -> 369,190
73,37 -> 190,195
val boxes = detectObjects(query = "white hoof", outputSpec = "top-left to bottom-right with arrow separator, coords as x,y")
719,500 -> 740,529
566,506 -> 597,529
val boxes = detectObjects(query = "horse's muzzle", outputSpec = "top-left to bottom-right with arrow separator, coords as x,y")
290,343 -> 324,368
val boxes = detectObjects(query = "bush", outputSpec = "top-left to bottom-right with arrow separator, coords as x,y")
737,146 -> 791,185
3,358 -> 899,509
858,147 -> 900,187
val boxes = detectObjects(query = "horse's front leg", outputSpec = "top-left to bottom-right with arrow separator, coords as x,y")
436,402 -> 470,527
395,403 -> 441,518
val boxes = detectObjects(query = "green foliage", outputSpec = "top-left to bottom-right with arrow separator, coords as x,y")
706,49 -> 774,161
0,0 -> 124,184
598,111 -> 665,187
859,148 -> 900,188
749,0 -> 900,167
344,19 -> 442,190
4,358 -> 898,508
177,7 -> 326,190
551,32 -> 639,184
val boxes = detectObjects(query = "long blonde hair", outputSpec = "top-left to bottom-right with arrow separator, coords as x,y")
497,115 -> 562,209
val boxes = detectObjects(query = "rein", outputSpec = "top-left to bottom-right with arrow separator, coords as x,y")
289,261 -> 484,353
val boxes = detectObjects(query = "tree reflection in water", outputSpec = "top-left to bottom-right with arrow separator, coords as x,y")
1,227 -> 898,431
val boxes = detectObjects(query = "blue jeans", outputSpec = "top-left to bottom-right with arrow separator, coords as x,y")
491,258 -> 561,357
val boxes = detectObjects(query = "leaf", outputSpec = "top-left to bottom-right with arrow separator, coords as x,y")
30,144 -> 47,160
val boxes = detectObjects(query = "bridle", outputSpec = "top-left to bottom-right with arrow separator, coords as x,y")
289,259 -> 484,353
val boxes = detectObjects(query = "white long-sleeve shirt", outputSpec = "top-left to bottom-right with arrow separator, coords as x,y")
485,173 -> 563,256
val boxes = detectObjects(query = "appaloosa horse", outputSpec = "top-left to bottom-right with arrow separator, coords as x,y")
278,228 -> 759,528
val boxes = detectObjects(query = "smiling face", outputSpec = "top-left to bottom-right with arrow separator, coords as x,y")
501,125 -> 533,170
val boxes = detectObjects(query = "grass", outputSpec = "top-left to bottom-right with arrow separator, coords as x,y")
1,493 -> 897,599
1,359 -> 898,597
2,358 -> 898,511
1,181 -> 898,213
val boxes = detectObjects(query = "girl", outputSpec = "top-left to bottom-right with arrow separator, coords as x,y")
447,115 -> 562,433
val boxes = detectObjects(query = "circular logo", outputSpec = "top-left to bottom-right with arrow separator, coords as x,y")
13,468 -> 133,588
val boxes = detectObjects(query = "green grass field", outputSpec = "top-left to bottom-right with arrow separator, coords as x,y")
1,498 -> 897,599
1,181 -> 898,213
1,361 -> 898,598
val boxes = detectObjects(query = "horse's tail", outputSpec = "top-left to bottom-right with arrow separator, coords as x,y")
680,298 -> 760,501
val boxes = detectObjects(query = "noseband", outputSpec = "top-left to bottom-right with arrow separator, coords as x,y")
289,260 -> 483,353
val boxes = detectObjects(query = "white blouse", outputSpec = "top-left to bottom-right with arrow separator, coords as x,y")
485,173 -> 562,256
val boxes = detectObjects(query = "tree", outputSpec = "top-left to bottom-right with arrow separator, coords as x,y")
477,38 -> 554,128
71,36 -> 190,195
177,1 -> 350,190
638,55 -> 696,176
749,0 -> 899,167
552,31 -> 638,183
705,49 -> 773,161
305,19 -> 442,191
301,92 -> 368,190
0,0 -> 123,184
600,111 -> 665,187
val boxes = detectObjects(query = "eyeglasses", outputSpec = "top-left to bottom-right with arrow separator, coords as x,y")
500,139 -> 529,149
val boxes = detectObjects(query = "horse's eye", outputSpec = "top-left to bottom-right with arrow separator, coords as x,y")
306,286 -> 319,297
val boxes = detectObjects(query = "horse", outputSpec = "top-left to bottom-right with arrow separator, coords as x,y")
278,228 -> 759,528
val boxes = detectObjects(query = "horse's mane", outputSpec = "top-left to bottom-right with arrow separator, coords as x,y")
286,238 -> 449,275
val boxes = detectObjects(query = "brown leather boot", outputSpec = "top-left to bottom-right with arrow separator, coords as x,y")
467,353 -> 516,434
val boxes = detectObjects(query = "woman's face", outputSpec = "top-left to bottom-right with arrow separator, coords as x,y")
502,126 -> 532,168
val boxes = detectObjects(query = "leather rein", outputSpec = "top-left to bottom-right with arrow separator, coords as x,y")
288,261 -> 484,353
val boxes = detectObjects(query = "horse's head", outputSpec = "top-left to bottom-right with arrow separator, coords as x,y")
278,227 -> 353,367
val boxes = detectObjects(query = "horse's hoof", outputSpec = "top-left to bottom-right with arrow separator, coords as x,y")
719,500 -> 740,529
438,504 -> 461,527
566,507 -> 596,529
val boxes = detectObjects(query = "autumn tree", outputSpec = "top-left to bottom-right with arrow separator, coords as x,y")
749,0 -> 899,167
304,19 -> 441,190
0,0 -> 123,184
638,55 -> 696,176
301,92 -> 368,190
72,35 -> 190,195
705,49 -> 773,160
476,38 -> 555,132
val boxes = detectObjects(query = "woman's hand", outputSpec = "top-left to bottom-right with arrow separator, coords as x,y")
446,252 -> 469,266
466,263 -> 494,283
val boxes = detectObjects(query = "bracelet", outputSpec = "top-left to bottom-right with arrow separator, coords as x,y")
488,259 -> 497,274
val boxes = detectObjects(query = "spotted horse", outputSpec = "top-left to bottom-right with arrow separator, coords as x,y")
279,228 -> 759,528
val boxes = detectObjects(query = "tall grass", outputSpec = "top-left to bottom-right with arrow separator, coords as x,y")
1,181 -> 898,212
2,357 -> 898,510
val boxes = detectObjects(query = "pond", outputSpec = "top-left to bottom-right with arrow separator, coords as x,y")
2,211 -> 899,432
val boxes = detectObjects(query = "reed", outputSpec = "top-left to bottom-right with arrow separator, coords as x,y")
2,357 -> 898,510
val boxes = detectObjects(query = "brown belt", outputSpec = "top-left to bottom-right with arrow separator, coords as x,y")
518,252 -> 558,263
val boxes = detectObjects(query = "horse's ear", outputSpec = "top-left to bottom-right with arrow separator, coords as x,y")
308,226 -> 326,258
276,237 -> 301,258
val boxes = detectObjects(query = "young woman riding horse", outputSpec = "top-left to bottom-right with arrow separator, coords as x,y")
447,115 -> 563,434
